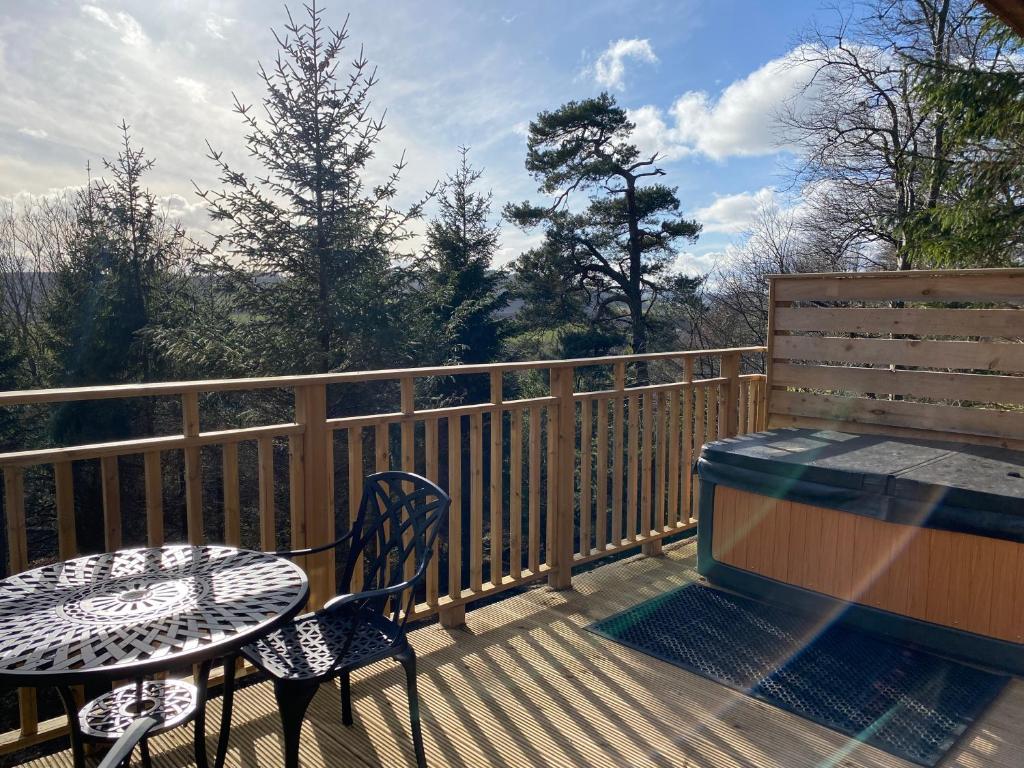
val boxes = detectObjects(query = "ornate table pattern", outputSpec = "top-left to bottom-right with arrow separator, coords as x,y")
0,546 -> 309,766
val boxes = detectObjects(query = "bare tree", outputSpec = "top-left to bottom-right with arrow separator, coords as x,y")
782,0 -> 1003,269
0,191 -> 76,386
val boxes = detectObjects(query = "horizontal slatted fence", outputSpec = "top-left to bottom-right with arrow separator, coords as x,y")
0,347 -> 766,755
766,268 -> 1024,448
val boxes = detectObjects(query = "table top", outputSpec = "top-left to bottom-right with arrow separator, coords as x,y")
0,545 -> 308,685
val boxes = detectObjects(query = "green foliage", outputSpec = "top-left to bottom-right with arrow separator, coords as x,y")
911,24 -> 1024,265
196,4 -> 424,376
43,124 -> 189,443
415,148 -> 507,401
505,93 -> 701,374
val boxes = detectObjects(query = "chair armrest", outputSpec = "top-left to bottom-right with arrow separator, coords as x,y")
322,580 -> 413,613
97,716 -> 159,768
269,528 -> 356,560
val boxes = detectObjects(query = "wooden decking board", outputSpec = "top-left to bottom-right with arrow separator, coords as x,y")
19,540 -> 1024,768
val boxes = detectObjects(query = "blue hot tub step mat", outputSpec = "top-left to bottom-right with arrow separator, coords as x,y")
587,584 -> 1008,767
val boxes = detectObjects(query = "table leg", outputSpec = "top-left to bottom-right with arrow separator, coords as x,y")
214,655 -> 238,768
55,685 -> 86,768
193,660 -> 212,768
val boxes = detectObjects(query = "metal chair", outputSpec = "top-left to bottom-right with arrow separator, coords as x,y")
219,471 -> 450,768
95,715 -> 159,768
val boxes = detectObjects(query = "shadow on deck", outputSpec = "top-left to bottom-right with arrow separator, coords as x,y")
22,540 -> 1024,768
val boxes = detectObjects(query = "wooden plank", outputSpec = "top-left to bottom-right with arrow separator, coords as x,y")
257,436 -> 275,550
773,363 -> 1024,405
375,423 -> 390,473
774,306 -> 1024,338
595,397 -> 609,550
508,410 -> 522,580
925,528 -> 953,627
682,360 -> 694,522
905,528 -> 931,621
611,394 -> 624,545
470,412 -> 483,592
100,455 -> 121,551
425,418 -> 440,606
31,535 -> 1024,768
528,406 -> 541,573
287,433 -> 306,560
667,389 -> 680,526
489,371 -> 503,587
990,539 -> 1022,641
626,394 -> 639,541
401,378 -> 417,585
966,534 -> 996,636
738,381 -> 749,436
546,404 -> 557,567
579,397 -> 592,556
4,467 -> 27,574
53,461 -> 76,560
773,334 -> 1024,373
3,462 -> 37,741
771,270 -> 1024,303
222,443 -> 240,547
144,451 -> 163,547
654,393 -> 666,533
720,352 -> 740,436
640,392 -> 653,538
181,391 -> 203,545
770,390 -> 1024,442
447,416 -> 463,601
550,367 -> 576,589
348,427 -> 365,593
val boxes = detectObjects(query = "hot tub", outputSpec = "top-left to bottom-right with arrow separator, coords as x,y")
695,428 -> 1024,672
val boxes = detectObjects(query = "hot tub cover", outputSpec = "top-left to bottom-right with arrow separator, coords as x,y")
696,429 -> 1024,542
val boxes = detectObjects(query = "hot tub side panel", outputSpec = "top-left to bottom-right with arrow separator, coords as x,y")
697,482 -> 1024,674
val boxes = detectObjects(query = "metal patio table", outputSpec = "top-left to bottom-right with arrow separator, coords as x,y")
0,545 -> 309,767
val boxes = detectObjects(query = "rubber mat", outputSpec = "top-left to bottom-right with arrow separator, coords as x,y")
588,584 -> 1007,766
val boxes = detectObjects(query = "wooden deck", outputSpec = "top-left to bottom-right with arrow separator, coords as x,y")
21,539 -> 1024,768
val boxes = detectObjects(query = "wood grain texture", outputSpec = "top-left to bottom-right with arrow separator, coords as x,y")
713,486 -> 1024,642
23,539 -> 1024,768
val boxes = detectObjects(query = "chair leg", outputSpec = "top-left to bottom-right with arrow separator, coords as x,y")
273,680 -> 319,768
396,647 -> 427,768
339,670 -> 353,726
140,735 -> 153,768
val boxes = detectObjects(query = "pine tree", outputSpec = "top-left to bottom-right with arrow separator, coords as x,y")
505,93 -> 701,382
417,147 -> 507,401
44,125 -> 187,443
197,3 -> 424,376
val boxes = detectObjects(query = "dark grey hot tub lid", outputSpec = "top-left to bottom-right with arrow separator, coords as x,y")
696,428 -> 1024,541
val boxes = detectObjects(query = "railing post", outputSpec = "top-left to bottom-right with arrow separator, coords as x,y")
721,352 -> 741,438
548,366 -> 575,591
295,383 -> 333,610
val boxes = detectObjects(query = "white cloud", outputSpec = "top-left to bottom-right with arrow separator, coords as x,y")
695,187 -> 776,234
81,5 -> 147,47
204,16 -> 234,40
175,77 -> 208,104
18,127 -> 48,139
594,38 -> 657,90
628,46 -> 820,160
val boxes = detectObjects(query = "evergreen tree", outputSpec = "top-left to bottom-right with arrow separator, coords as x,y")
197,3 -> 424,376
44,125 -> 188,443
417,147 -> 507,401
505,93 -> 701,382
911,23 -> 1024,265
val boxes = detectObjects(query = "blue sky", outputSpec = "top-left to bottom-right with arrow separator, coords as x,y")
0,0 -> 829,271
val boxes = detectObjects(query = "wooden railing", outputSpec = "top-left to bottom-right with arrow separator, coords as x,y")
0,347 -> 766,754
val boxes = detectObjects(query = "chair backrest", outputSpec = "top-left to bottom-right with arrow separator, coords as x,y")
340,471 -> 450,621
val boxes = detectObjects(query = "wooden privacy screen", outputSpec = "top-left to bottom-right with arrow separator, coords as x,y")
766,268 -> 1024,449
